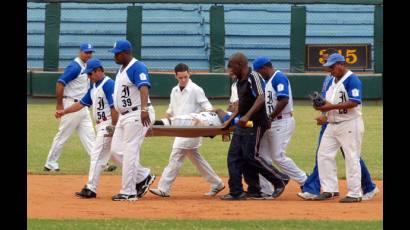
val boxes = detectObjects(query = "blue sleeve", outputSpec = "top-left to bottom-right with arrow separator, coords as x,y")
79,87 -> 92,107
102,79 -> 115,108
57,61 -> 81,86
249,72 -> 265,97
126,62 -> 151,89
344,75 -> 362,104
272,72 -> 289,99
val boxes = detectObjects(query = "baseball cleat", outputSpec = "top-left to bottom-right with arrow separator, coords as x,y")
104,164 -> 117,172
204,183 -> 225,196
149,188 -> 170,197
43,166 -> 59,172
312,192 -> 340,201
137,174 -> 156,198
246,192 -> 273,200
362,186 -> 380,201
339,196 -> 362,203
111,193 -> 138,201
297,191 -> 318,200
75,186 -> 96,199
272,179 -> 289,198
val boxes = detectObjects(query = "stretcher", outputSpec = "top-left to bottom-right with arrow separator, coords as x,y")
145,125 -> 233,138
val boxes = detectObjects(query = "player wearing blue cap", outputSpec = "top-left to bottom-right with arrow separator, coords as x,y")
55,58 -> 122,198
44,43 -> 97,172
310,53 -> 366,203
298,49 -> 379,201
252,56 -> 307,198
109,39 -> 156,201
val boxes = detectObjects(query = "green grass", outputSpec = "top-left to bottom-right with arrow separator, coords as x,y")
27,97 -> 383,179
27,219 -> 383,230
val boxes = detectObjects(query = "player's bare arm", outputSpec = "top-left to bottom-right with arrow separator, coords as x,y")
110,108 -> 118,126
140,85 -> 151,127
315,114 -> 328,125
240,94 -> 265,127
269,97 -> 289,120
55,102 -> 84,118
56,82 -> 65,110
314,100 -> 359,112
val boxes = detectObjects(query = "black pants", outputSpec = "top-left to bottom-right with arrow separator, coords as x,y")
227,126 -> 290,196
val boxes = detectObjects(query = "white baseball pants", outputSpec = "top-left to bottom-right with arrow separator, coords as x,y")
157,147 -> 223,194
86,120 -> 122,193
258,117 -> 307,195
318,116 -> 364,198
111,107 -> 155,195
45,98 -> 95,170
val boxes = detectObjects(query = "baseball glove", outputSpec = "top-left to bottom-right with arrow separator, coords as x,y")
104,125 -> 115,137
309,91 -> 326,107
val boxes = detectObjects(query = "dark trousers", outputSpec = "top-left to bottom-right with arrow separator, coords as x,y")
227,126 -> 290,196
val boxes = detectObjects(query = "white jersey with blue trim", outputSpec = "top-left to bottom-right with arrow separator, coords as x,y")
113,58 -> 151,114
90,77 -> 112,122
324,70 -> 362,123
64,57 -> 89,100
264,70 -> 293,116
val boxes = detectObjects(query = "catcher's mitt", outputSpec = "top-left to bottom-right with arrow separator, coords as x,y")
309,91 -> 326,107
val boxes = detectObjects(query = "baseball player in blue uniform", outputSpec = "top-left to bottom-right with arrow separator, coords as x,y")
55,58 -> 122,198
44,43 -> 96,172
109,40 -> 156,201
252,56 -> 307,197
298,51 -> 379,201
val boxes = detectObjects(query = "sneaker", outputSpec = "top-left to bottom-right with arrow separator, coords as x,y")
362,187 -> 380,201
111,193 -> 138,201
136,174 -> 156,198
104,164 -> 117,172
43,166 -> 59,172
75,186 -> 96,199
297,191 -> 318,200
149,188 -> 170,197
246,192 -> 273,200
339,196 -> 362,203
272,179 -> 289,198
313,192 -> 340,201
220,192 -> 247,201
204,183 -> 225,196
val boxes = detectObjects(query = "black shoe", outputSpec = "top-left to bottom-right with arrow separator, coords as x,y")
220,192 -> 247,201
136,174 -> 156,198
313,192 -> 340,201
272,179 -> 289,198
111,193 -> 138,201
104,164 -> 117,172
43,167 -> 59,172
246,192 -> 273,200
75,186 -> 96,199
339,196 -> 362,203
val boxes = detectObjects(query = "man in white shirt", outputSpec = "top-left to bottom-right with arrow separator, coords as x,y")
150,63 -> 225,197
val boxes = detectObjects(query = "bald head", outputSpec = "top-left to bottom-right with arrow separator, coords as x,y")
228,52 -> 249,79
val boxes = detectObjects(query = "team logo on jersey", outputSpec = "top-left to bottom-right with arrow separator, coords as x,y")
352,88 -> 359,97
139,73 -> 147,80
277,83 -> 284,92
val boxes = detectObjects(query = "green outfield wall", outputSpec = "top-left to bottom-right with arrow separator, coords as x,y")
28,71 -> 382,99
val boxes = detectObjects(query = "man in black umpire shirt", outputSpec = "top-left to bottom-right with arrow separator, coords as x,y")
220,52 -> 290,200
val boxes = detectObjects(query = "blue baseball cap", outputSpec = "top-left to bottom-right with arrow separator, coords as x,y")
109,40 -> 132,54
80,42 -> 95,52
252,56 -> 271,70
323,53 -> 345,67
84,58 -> 103,75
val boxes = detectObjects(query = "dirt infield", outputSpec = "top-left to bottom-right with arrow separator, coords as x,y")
28,175 -> 382,220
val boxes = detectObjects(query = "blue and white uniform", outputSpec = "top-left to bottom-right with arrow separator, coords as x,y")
79,76 -> 121,193
259,70 -> 307,195
318,70 -> 364,198
45,57 -> 95,171
111,58 -> 155,196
